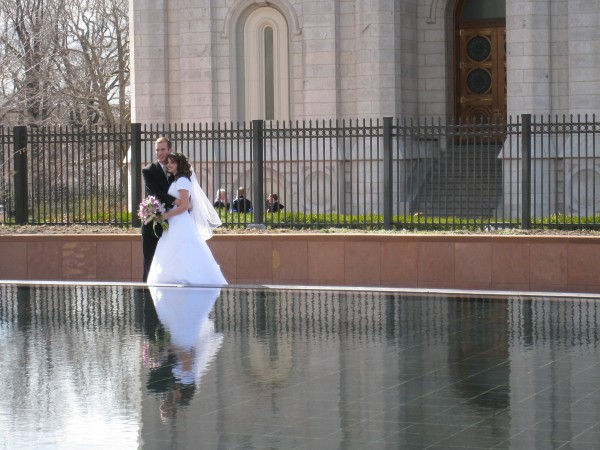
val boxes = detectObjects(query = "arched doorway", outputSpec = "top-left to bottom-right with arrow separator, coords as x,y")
454,0 -> 506,123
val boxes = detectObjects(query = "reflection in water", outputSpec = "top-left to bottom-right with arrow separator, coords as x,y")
145,286 -> 223,421
0,285 -> 142,448
2,285 -> 600,449
448,297 -> 510,410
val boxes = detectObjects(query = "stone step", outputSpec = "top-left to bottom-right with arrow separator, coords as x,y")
412,145 -> 503,217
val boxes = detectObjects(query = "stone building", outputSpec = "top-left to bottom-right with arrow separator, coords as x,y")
130,0 -> 600,218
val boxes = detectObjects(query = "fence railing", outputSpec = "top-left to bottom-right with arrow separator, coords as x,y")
1,114 -> 599,230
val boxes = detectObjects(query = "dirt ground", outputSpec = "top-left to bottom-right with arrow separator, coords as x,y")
1,223 -> 599,236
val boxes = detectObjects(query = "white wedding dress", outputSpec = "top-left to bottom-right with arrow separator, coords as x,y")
147,177 -> 227,286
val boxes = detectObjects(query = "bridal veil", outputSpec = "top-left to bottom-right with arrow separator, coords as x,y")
189,170 -> 222,240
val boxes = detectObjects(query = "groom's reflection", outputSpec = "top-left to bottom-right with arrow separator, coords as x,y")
143,286 -> 223,421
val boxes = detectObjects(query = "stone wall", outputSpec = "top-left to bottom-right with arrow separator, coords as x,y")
2,234 -> 600,293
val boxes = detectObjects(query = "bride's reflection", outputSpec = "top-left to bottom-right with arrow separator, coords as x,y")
143,286 -> 223,421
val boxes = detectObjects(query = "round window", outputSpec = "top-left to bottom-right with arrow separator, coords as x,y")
467,68 -> 492,94
467,35 -> 491,62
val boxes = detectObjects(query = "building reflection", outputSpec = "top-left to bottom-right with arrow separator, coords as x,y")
448,297 -> 510,410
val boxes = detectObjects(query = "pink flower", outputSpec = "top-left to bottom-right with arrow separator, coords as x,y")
138,196 -> 169,234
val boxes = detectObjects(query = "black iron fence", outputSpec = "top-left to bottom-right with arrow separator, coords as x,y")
1,115 -> 599,230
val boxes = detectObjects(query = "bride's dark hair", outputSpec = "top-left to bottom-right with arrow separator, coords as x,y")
167,153 -> 192,179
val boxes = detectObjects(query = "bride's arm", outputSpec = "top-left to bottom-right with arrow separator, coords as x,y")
163,189 -> 190,220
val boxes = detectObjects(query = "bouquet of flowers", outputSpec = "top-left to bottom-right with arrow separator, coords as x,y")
138,195 -> 169,236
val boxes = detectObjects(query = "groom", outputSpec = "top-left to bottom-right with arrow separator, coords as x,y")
141,136 -> 178,282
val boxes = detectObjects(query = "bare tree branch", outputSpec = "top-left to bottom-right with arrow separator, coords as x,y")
0,0 -> 129,127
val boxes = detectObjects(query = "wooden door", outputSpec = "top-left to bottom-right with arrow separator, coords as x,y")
455,26 -> 506,123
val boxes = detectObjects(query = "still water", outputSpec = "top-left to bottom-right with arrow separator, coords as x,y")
1,284 -> 600,449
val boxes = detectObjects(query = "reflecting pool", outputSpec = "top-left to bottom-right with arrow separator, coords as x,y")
1,284 -> 600,449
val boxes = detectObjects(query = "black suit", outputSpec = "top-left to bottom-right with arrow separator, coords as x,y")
141,162 -> 176,282
232,196 -> 252,213
267,202 -> 284,212
213,200 -> 230,210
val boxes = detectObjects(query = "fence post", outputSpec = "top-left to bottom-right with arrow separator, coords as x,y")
13,126 -> 28,225
383,117 -> 393,229
252,120 -> 264,224
131,123 -> 142,228
521,114 -> 532,229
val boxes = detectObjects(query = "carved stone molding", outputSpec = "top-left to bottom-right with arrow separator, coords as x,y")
222,0 -> 302,39
427,0 -> 440,24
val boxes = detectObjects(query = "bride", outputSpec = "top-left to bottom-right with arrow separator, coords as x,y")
147,152 -> 227,286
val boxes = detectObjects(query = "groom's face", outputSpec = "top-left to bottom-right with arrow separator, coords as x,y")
155,141 -> 171,165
